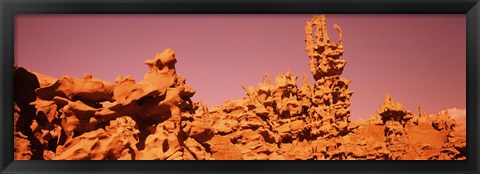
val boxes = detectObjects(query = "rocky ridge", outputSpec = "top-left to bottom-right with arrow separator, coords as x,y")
14,15 -> 466,160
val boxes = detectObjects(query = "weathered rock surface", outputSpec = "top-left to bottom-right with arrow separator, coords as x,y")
14,15 -> 466,160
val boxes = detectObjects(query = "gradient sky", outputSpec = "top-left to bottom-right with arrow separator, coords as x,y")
15,14 -> 466,120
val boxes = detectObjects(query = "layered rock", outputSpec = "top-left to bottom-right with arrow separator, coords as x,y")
14,15 -> 466,160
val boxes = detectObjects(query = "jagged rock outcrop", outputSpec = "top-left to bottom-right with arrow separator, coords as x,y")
364,94 -> 463,160
304,15 -> 354,138
52,116 -> 138,160
14,48 -> 211,160
14,15 -> 466,160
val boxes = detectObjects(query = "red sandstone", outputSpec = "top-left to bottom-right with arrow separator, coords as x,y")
13,15 -> 466,160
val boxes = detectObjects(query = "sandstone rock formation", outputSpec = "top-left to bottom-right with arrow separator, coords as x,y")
14,15 -> 466,160
15,48 -> 208,160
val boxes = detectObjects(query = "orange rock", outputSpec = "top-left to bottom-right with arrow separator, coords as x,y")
14,132 -> 32,160
35,74 -> 115,102
189,121 -> 214,143
205,135 -> 243,160
13,15 -> 466,160
137,121 -> 182,160
184,138 -> 213,160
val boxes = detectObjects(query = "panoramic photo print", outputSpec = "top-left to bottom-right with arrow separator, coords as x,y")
13,14 -> 466,160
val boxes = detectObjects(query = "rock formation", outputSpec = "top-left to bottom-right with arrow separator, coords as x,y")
15,48 -> 209,160
14,15 -> 466,160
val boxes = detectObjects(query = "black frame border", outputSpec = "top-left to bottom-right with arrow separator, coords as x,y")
1,0 -> 479,174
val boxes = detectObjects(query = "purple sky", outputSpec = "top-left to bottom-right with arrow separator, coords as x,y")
15,14 -> 466,120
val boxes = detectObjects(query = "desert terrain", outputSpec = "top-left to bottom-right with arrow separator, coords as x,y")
14,15 -> 466,160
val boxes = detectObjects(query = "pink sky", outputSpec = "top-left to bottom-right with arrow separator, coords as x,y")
14,14 -> 466,120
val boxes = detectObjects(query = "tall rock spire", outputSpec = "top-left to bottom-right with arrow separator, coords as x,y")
305,15 -> 353,138
305,15 -> 346,80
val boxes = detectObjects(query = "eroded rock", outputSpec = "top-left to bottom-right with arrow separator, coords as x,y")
13,15 -> 466,160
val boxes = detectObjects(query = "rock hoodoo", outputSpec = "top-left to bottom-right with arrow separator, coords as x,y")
14,15 -> 466,160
